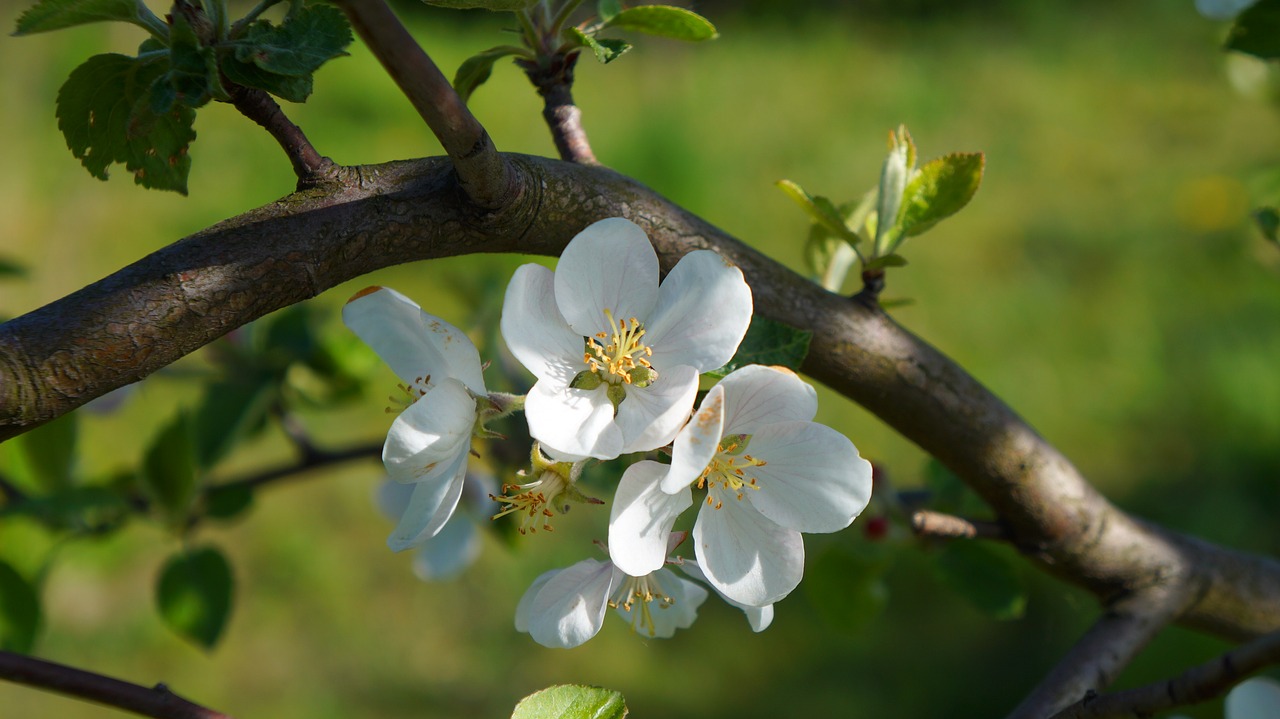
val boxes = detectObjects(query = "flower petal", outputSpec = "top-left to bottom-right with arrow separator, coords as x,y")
500,264 -> 583,386
554,218 -> 660,337
609,461 -> 693,576
386,453 -> 468,552
693,500 -> 804,606
382,378 -> 476,484
522,558 -> 622,648
412,514 -> 481,581
525,381 -> 624,460
679,558 -> 775,632
615,364 -> 699,454
343,286 -> 486,395
515,569 -> 557,632
744,421 -> 873,533
644,250 -> 752,373
612,568 -> 708,639
718,365 -> 818,432
660,383 -> 726,495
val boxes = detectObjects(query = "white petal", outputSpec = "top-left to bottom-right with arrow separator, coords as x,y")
718,365 -> 818,432
660,383 -> 726,495
693,499 -> 804,606
386,455 -> 468,552
644,250 -> 752,373
500,264 -> 583,386
374,479 -> 415,520
343,286 -> 486,394
744,421 -> 873,533
525,381 -> 624,460
515,569 -> 558,632
524,558 -> 622,649
412,515 -> 481,580
554,218 -> 659,337
616,365 -> 699,454
679,558 -> 775,632
608,461 -> 693,576
612,568 -> 708,639
382,378 -> 476,484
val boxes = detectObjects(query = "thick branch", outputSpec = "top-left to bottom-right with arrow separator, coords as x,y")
226,84 -> 334,184
332,0 -> 511,207
0,153 -> 1277,647
1048,630 -> 1280,719
0,651 -> 233,719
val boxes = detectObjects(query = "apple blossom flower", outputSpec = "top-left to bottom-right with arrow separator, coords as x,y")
609,364 -> 873,607
489,443 -> 602,534
677,557 -> 774,632
343,286 -> 488,552
376,471 -> 497,580
500,217 -> 752,460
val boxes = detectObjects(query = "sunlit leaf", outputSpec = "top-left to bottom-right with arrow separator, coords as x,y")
0,561 -> 41,653
894,152 -> 984,243
596,0 -> 622,23
706,315 -> 812,378
934,542 -> 1026,620
567,27 -> 631,64
454,46 -> 527,103
14,0 -> 151,35
155,546 -> 234,650
1227,0 -> 1280,59
776,179 -> 858,243
511,685 -> 628,719
602,6 -> 717,41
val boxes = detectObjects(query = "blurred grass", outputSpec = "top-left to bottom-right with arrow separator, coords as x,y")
2,1 -> 1280,718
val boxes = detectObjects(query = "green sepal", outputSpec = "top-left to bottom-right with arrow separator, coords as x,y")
155,545 -> 234,650
234,3 -> 352,77
1254,206 -> 1280,244
569,370 -> 604,391
934,541 -> 1027,620
606,383 -> 626,414
706,315 -> 813,379
566,27 -> 631,64
139,410 -> 200,524
511,685 -> 627,719
10,412 -> 78,492
1227,0 -> 1280,59
890,151 -> 985,248
423,0 -> 535,9
453,45 -> 527,103
602,5 -> 717,41
13,0 -> 163,37
0,561 -> 41,653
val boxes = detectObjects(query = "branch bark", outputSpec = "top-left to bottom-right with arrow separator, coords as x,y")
520,51 -> 599,164
226,83 -> 335,185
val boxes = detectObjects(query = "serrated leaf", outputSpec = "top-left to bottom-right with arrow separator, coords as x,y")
424,0 -> 535,9
512,685 -> 627,719
706,315 -> 812,379
11,413 -> 78,492
57,53 -> 196,193
596,0 -> 622,23
219,56 -> 313,103
139,411 -> 199,522
235,4 -> 352,77
453,45 -> 526,103
155,546 -> 233,650
1227,0 -> 1280,59
566,27 -> 631,64
934,542 -> 1026,620
14,0 -> 149,35
192,376 -> 275,471
1254,206 -> 1280,244
776,179 -> 858,243
603,5 -> 717,41
162,11 -> 221,109
0,561 -> 41,653
894,152 -> 985,243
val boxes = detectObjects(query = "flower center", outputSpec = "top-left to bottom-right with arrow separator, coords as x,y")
385,374 -> 431,414
609,573 -> 674,638
488,469 -> 571,535
696,434 -> 767,510
583,308 -> 657,386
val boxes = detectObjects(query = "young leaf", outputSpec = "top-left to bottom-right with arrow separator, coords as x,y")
424,0 -> 535,9
235,4 -> 353,77
862,253 -> 908,272
203,484 -> 254,522
453,46 -> 527,103
776,179 -> 858,243
1226,0 -> 1280,59
566,28 -> 632,64
603,6 -> 718,41
14,0 -> 158,36
219,56 -> 314,103
11,413 -> 78,492
706,315 -> 813,378
0,561 -> 41,653
596,0 -> 622,23
139,411 -> 199,523
155,546 -> 234,650
165,10 -> 221,108
934,542 -> 1026,620
1254,206 -> 1280,244
56,53 -> 197,193
894,152 -> 985,242
511,685 -> 627,719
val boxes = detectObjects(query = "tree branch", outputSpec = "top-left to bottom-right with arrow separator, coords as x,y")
910,510 -> 1007,541
332,0 -> 512,208
0,651 -> 233,719
226,83 -> 335,185
519,51 -> 599,164
1048,630 -> 1280,719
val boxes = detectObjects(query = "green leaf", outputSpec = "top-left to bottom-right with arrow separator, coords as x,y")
706,315 -> 813,379
234,4 -> 353,77
139,411 -> 199,523
934,542 -> 1026,620
0,257 -> 27,279
423,0 -> 535,9
0,561 -> 41,653
202,483 -> 254,522
512,685 -> 628,719
219,56 -> 313,103
155,546 -> 233,650
804,224 -> 857,292
164,11 -> 221,108
14,0 -> 155,35
776,179 -> 859,243
11,413 -> 78,492
922,458 -> 985,516
56,53 -> 196,193
603,5 -> 717,41
596,0 -> 622,23
566,27 -> 631,64
1227,0 -> 1280,59
0,486 -> 131,532
1254,206 -> 1280,244
894,152 -> 985,243
453,46 -> 526,103
804,545 -> 891,636
192,376 -> 275,471
862,253 -> 908,272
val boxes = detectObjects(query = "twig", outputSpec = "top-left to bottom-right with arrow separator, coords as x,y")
1048,630 -> 1280,719
0,651 -> 233,719
519,52 -> 598,164
210,440 -> 383,496
226,83 -> 335,185
332,0 -> 511,208
910,509 -> 1007,540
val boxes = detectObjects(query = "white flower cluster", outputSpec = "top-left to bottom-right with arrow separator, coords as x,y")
343,218 -> 873,648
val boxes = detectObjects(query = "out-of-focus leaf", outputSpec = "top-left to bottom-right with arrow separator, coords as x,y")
862,254 -> 908,272
11,413 -> 78,492
203,484 -> 254,522
0,257 -> 26,279
235,4 -> 352,77
155,545 -> 233,650
934,542 -> 1026,620
0,486 -> 131,532
453,46 -> 526,103
14,0 -> 150,34
706,316 -> 812,378
0,561 -> 41,653
1227,0 -> 1280,59
804,545 -> 892,636
424,0 -> 535,9
511,685 -> 628,719
603,5 -> 717,41
566,27 -> 631,64
777,179 -> 857,243
139,412 -> 199,523
893,152 -> 985,243
596,0 -> 622,23
192,376 -> 275,471
1254,206 -> 1280,244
